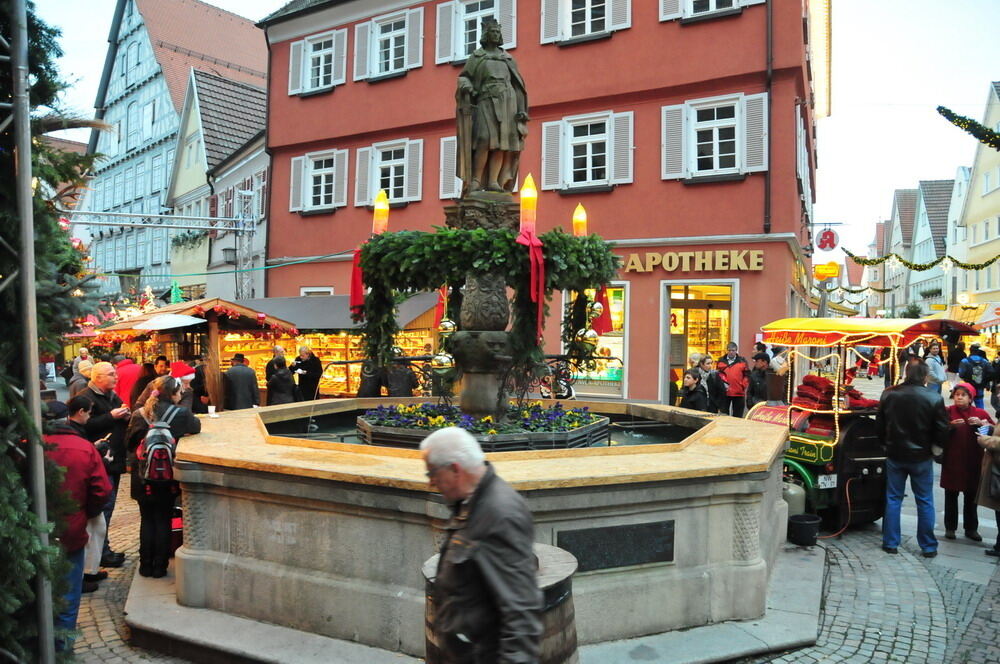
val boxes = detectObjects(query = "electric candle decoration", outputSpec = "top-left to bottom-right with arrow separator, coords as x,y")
372,189 -> 390,235
519,174 -> 537,234
572,203 -> 587,237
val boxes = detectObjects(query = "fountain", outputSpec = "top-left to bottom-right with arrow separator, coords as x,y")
142,19 -> 790,661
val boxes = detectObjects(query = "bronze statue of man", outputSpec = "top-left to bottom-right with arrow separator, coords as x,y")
456,18 -> 528,195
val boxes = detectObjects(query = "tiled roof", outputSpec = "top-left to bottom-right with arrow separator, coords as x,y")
918,179 -> 954,257
259,0 -> 340,26
43,136 -> 88,155
136,0 -> 267,112
874,221 -> 886,255
992,81 -> 1000,100
844,260 -> 864,287
192,70 -> 266,170
892,189 -> 918,247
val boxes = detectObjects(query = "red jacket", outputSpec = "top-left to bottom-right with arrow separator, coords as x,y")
717,354 -> 750,398
44,425 -> 112,552
940,404 -> 995,492
114,358 -> 142,407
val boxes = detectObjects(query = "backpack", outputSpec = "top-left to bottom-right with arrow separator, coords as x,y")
136,405 -> 180,484
969,358 -> 987,386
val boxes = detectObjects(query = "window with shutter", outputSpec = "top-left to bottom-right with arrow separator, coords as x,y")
289,156 -> 305,211
542,111 -> 632,190
542,0 -> 629,43
301,149 -> 349,211
439,1 -> 518,64
291,29 -> 348,95
663,0 -> 763,20
440,137 -> 462,199
358,10 -> 424,79
662,92 -> 768,180
355,147 -> 373,206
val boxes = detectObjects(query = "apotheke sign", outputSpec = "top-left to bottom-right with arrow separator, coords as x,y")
623,250 -> 765,273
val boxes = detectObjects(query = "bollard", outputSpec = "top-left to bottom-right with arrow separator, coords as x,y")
423,543 -> 579,664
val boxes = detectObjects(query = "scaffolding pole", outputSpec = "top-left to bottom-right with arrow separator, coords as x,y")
10,0 -> 56,660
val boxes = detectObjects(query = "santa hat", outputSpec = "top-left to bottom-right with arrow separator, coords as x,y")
170,361 -> 196,380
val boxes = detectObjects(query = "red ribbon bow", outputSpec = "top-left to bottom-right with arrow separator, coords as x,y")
516,229 -> 545,341
349,247 -> 365,320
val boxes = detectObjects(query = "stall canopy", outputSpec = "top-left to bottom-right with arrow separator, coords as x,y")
100,297 -> 297,334
762,317 -> 979,348
237,293 -> 439,330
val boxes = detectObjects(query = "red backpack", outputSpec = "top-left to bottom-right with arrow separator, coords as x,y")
136,405 -> 180,484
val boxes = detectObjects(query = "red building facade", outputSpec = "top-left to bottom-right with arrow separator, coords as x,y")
260,0 -> 824,402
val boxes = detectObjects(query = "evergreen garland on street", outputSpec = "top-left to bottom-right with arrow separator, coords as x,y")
937,106 -> 1000,151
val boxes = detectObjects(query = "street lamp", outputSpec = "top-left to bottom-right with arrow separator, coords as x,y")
222,247 -> 237,265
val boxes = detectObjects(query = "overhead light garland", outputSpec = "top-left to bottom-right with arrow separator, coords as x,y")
937,106 -> 1000,151
813,284 -> 893,295
844,248 -> 1000,272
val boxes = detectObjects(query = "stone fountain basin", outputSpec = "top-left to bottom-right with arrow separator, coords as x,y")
172,398 -> 789,657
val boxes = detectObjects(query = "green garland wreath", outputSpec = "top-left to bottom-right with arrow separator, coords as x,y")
356,227 -> 619,369
937,106 -> 1000,151
843,248 -> 1000,272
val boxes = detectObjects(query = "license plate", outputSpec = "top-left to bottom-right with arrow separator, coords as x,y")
817,474 -> 838,489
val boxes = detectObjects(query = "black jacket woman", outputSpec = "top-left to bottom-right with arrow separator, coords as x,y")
266,356 -> 300,405
290,346 -> 323,401
125,376 -> 200,578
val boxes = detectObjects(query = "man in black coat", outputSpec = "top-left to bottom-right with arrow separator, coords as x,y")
79,361 -> 131,567
224,353 -> 260,410
877,361 -> 950,557
420,427 -> 542,662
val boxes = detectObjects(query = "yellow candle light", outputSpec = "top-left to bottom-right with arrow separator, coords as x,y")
372,189 -> 389,235
519,174 -> 537,234
572,203 -> 588,237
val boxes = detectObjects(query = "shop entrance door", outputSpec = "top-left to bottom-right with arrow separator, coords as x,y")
664,283 -> 734,403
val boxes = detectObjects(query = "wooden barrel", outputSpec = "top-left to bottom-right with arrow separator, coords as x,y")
423,543 -> 579,664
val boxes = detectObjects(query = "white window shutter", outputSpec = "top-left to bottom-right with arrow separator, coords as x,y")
743,92 -> 768,173
436,2 -> 455,64
541,120 -> 563,190
353,22 -> 371,81
355,147 -> 373,206
405,139 -> 423,202
660,0 -> 682,21
334,149 -> 349,208
332,29 -> 348,85
661,104 -> 686,180
439,136 -> 461,199
540,0 -> 560,43
406,8 -> 424,70
500,0 -> 517,49
610,111 -> 633,185
289,156 -> 305,211
288,40 -> 304,94
609,0 -> 631,31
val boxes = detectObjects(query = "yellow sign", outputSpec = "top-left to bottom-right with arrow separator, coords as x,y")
623,250 -> 764,273
787,439 -> 835,464
930,304 -> 947,311
813,261 -> 840,281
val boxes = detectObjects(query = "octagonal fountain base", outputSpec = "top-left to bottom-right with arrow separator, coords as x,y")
170,398 -> 788,658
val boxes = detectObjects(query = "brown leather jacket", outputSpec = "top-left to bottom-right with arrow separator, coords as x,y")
431,463 -> 542,663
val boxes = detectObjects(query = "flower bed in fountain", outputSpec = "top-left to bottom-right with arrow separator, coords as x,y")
356,402 -> 610,452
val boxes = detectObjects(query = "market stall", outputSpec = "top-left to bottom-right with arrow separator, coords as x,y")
237,293 -> 439,396
94,298 -> 298,410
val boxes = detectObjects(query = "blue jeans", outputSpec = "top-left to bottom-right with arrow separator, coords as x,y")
102,472 -> 121,556
55,547 -> 85,652
883,458 -> 937,552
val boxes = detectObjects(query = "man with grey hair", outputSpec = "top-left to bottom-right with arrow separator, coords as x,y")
265,345 -> 285,383
420,427 -> 542,662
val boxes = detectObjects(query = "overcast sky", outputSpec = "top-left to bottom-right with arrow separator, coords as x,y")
35,0 -> 1000,255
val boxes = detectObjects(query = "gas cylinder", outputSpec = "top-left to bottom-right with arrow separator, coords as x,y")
782,481 -> 807,516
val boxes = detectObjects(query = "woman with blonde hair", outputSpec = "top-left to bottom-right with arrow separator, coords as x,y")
125,376 -> 200,577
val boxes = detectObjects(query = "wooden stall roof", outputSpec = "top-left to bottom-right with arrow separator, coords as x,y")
101,298 -> 296,333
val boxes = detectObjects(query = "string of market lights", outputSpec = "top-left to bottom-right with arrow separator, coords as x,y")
843,248 -> 1000,272
814,284 -> 893,295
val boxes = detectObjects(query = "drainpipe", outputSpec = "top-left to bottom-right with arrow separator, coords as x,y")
763,0 -> 773,234
262,26 -> 274,297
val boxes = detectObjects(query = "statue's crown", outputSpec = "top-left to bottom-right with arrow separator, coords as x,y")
481,17 -> 500,30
